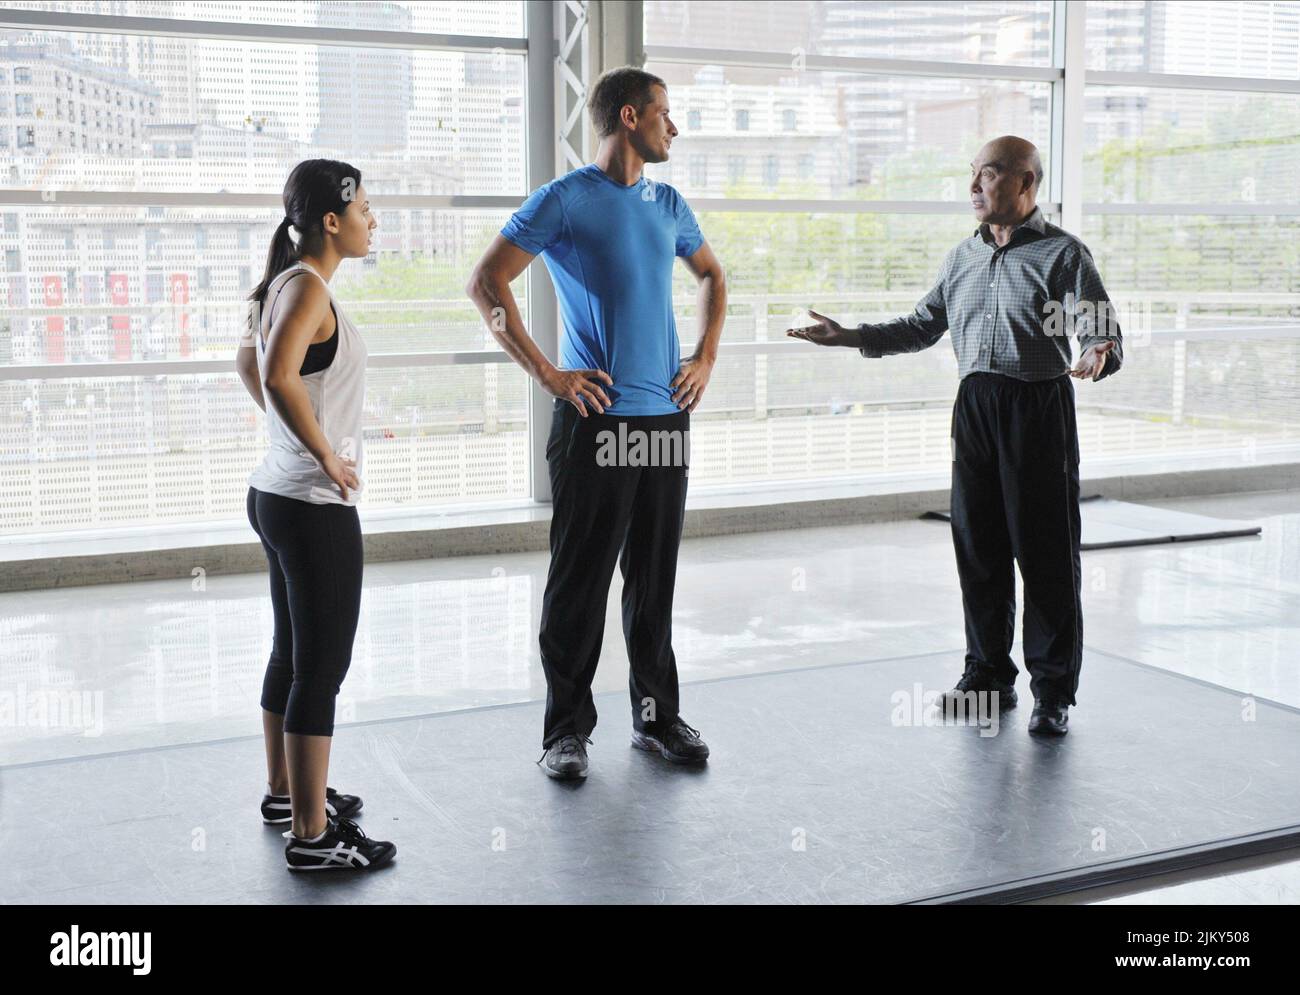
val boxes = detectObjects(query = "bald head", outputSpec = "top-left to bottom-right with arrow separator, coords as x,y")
983,135 -> 1043,188
970,135 -> 1042,227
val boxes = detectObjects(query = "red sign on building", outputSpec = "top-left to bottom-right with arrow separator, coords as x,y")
43,275 -> 64,364
171,272 -> 190,358
110,273 -> 130,361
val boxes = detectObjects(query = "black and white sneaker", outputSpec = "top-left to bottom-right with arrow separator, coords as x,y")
284,817 -> 395,871
261,786 -> 363,825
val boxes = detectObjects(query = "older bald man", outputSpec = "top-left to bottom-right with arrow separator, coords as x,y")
789,136 -> 1123,736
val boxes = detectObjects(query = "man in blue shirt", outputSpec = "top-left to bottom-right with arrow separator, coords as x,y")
467,67 -> 727,778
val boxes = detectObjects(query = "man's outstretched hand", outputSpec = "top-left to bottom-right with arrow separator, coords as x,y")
786,309 -> 859,348
1069,340 -> 1115,381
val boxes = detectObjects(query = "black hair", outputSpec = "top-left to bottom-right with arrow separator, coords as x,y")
247,158 -> 363,309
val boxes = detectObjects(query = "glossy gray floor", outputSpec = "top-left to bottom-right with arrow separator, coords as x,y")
2,489 -> 1299,903
5,648 -> 1299,904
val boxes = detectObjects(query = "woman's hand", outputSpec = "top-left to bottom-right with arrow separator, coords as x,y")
320,453 -> 360,501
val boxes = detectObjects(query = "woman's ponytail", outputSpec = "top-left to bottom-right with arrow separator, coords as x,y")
248,216 -> 301,312
246,159 -> 362,312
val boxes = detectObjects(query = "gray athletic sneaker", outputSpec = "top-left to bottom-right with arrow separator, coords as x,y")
538,733 -> 591,779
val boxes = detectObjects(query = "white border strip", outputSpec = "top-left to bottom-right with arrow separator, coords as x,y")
0,351 -> 514,380
644,44 -> 1300,95
1084,202 -> 1300,217
0,190 -> 525,209
6,326 -> 1299,381
645,44 -> 1062,83
1086,69 -> 1300,95
687,198 -> 1062,215
0,190 -> 1060,215
0,8 -> 527,53
5,192 -> 1293,215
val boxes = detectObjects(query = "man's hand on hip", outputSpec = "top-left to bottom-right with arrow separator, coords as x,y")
542,367 -> 613,416
671,353 -> 714,412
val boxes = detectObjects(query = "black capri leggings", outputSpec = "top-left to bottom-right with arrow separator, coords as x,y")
246,486 -> 364,737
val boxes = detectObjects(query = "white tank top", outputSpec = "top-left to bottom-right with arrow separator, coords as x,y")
248,261 -> 368,506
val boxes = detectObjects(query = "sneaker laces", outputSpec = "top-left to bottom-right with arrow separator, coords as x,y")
953,663 -> 1011,693
668,719 -> 700,742
535,733 -> 592,765
332,817 -> 371,847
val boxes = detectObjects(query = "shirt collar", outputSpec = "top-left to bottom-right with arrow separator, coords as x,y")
976,205 -> 1046,246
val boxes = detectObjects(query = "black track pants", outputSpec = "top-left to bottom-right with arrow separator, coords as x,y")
538,399 -> 690,748
949,372 -> 1083,706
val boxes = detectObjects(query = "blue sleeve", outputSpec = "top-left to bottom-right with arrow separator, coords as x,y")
673,191 -> 704,258
500,183 -> 565,255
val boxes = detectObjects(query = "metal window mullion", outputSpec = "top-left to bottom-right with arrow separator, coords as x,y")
1085,203 -> 1300,217
644,44 -> 1062,83
556,1 -> 592,174
1086,69 -> 1300,95
0,352 -> 519,381
1052,0 -> 1085,235
0,8 -> 527,53
0,191 -> 527,209
599,0 -> 644,70
525,0 -> 560,504
685,198 -> 1062,215
11,321 -> 1298,382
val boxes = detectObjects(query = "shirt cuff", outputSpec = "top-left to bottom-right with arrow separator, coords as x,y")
1083,338 -> 1121,380
676,235 -> 704,258
857,324 -> 881,358
499,227 -> 546,257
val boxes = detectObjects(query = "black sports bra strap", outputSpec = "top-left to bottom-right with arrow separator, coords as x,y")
260,267 -> 334,349
265,268 -> 311,330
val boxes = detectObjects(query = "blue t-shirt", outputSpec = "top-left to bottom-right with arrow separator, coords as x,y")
500,164 -> 705,416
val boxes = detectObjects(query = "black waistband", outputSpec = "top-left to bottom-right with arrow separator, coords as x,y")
962,371 -> 1068,388
554,398 -> 689,430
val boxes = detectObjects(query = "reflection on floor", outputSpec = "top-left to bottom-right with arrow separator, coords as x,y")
7,648 -> 1298,905
2,489 -> 1298,903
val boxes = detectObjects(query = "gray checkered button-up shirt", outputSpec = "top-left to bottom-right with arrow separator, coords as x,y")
858,206 -> 1123,381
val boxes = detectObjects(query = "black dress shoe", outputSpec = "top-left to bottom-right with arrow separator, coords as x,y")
937,665 -> 1017,715
631,718 -> 710,764
538,733 -> 590,779
1029,700 -> 1069,735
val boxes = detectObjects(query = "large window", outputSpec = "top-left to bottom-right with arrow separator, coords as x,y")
645,1 -> 1055,66
2,1 -> 1298,541
643,0 -> 1300,488
1,2 -> 530,536
2,2 -> 525,35
1082,1 -> 1300,469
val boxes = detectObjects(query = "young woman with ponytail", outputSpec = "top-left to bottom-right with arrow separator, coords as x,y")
234,158 -> 395,871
